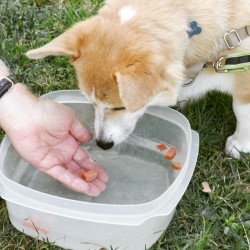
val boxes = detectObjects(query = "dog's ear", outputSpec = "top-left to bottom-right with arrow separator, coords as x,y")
26,23 -> 85,60
116,63 -> 164,112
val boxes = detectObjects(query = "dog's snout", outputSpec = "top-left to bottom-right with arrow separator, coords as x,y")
96,140 -> 114,150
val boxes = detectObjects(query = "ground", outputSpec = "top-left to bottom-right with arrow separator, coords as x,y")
0,0 -> 249,249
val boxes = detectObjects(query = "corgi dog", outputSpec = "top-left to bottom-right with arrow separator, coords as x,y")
27,0 -> 250,159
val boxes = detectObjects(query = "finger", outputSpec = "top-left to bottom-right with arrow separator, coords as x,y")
64,160 -> 83,175
70,117 -> 93,143
95,166 -> 109,183
70,164 -> 107,194
86,183 -> 105,197
68,161 -> 109,191
90,178 -> 107,192
73,146 -> 97,169
73,147 -> 109,183
45,165 -> 91,193
78,168 -> 107,195
46,162 -> 107,196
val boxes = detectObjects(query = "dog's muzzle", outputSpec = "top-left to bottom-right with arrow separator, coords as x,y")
96,140 -> 114,150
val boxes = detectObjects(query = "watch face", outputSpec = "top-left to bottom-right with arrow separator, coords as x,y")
0,77 -> 14,98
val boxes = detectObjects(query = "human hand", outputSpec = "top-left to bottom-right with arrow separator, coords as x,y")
5,94 -> 108,196
0,61 -> 108,196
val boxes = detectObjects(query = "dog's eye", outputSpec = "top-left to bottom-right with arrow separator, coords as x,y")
110,107 -> 126,111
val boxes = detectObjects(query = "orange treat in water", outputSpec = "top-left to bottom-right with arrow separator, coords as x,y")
164,147 -> 177,160
171,163 -> 182,170
156,143 -> 167,151
81,169 -> 98,182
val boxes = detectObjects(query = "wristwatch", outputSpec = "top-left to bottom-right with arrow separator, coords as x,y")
0,77 -> 14,99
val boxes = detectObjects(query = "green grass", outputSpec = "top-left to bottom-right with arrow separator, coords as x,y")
0,1 -> 249,249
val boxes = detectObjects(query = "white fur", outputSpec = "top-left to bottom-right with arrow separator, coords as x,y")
149,90 -> 179,107
177,69 -> 250,159
94,105 -> 145,145
94,102 -> 106,140
90,87 -> 96,103
167,61 -> 186,80
225,102 -> 250,159
119,6 -> 136,23
81,87 -> 96,105
178,69 -> 235,102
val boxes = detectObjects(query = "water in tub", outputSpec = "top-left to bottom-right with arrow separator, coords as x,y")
3,103 -> 186,205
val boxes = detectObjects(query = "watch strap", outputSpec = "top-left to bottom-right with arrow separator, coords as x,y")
0,77 -> 14,98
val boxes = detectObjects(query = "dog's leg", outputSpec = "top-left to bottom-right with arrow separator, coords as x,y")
225,100 -> 250,159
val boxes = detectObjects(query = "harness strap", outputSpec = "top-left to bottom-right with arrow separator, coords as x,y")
183,25 -> 250,86
226,54 -> 250,65
205,52 -> 250,73
224,26 -> 250,49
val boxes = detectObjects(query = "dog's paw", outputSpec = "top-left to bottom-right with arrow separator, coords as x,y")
225,134 -> 250,159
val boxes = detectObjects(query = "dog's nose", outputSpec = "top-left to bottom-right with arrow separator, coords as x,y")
96,140 -> 114,150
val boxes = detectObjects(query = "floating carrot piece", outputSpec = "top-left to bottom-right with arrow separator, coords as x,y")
157,143 -> 167,151
171,163 -> 182,170
164,147 -> 177,160
81,169 -> 98,182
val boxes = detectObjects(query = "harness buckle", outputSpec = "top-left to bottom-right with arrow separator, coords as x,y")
214,54 -> 250,73
214,56 -> 228,72
224,30 -> 241,49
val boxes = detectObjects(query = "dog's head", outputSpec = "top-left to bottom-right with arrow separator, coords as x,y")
27,16 -> 185,149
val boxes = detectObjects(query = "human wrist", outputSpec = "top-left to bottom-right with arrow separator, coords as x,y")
0,83 -> 39,135
0,77 -> 15,99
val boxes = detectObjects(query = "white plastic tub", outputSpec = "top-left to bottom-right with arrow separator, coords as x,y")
0,90 -> 199,250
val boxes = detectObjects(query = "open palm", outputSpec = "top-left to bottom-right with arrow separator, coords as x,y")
9,99 -> 108,196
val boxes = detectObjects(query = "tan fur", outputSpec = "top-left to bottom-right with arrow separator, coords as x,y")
233,71 -> 250,104
26,0 -> 250,156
